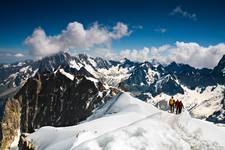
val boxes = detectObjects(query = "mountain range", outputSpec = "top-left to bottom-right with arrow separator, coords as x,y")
0,52 -> 225,149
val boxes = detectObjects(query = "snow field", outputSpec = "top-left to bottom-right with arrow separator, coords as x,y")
25,93 -> 225,150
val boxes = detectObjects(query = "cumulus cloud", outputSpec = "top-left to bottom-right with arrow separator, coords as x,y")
71,47 -> 117,60
170,6 -> 197,21
111,22 -> 131,39
71,47 -> 150,62
23,21 -> 225,68
25,21 -> 130,57
81,42 -> 225,68
119,47 -> 150,62
91,42 -> 224,68
150,42 -> 225,68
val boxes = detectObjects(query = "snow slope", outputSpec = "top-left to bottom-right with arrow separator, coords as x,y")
59,69 -> 74,80
152,85 -> 225,119
24,93 -> 225,150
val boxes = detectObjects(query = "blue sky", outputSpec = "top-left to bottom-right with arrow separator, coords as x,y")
0,0 -> 225,68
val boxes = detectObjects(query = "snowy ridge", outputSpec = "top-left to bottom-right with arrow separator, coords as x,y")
86,92 -> 123,121
59,69 -> 74,80
25,93 -> 225,150
69,60 -> 82,70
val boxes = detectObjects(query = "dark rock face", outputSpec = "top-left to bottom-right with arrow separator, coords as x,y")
15,71 -> 107,133
153,75 -> 184,96
78,67 -> 95,77
165,62 -> 216,89
94,57 -> 112,69
0,51 -> 121,148
207,109 -> 225,124
109,60 -> 121,67
212,55 -> 225,84
125,65 -> 149,85
37,52 -> 71,73
213,55 -> 225,73
119,58 -> 139,69
122,62 -> 184,96
206,98 -> 225,124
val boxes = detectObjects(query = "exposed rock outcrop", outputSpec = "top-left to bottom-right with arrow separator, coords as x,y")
0,98 -> 20,150
16,70 -> 109,133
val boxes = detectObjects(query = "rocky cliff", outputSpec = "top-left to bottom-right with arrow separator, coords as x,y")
0,98 -> 20,150
0,68 -> 117,149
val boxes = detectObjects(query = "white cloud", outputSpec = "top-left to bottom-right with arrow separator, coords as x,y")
70,47 -> 117,60
71,47 -> 150,62
76,42 -> 225,68
14,53 -> 25,58
171,6 -> 197,21
91,42 -> 225,68
150,42 -> 225,68
119,47 -> 150,62
93,48 -> 117,59
0,51 -> 29,63
154,27 -> 167,33
111,22 -> 131,39
24,21 -> 225,68
25,21 -> 130,57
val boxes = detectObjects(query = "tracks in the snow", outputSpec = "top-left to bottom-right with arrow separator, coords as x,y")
170,114 -> 224,150
75,110 -> 162,148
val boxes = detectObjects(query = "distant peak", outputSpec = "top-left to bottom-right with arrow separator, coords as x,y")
217,55 -> 225,66
121,58 -> 131,63
170,61 -> 178,66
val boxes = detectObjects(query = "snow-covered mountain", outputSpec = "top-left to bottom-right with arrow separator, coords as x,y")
1,52 -> 225,149
1,52 -> 225,122
18,93 -> 225,150
0,53 -> 120,149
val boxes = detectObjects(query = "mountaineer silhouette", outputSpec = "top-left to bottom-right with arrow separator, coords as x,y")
169,96 -> 175,113
175,99 -> 184,114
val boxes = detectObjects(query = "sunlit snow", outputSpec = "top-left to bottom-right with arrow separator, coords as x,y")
24,93 -> 225,150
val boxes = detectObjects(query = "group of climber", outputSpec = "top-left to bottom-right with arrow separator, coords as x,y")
169,96 -> 183,114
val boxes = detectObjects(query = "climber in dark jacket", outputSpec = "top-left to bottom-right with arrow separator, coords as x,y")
177,100 -> 184,114
174,99 -> 184,114
175,99 -> 179,114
